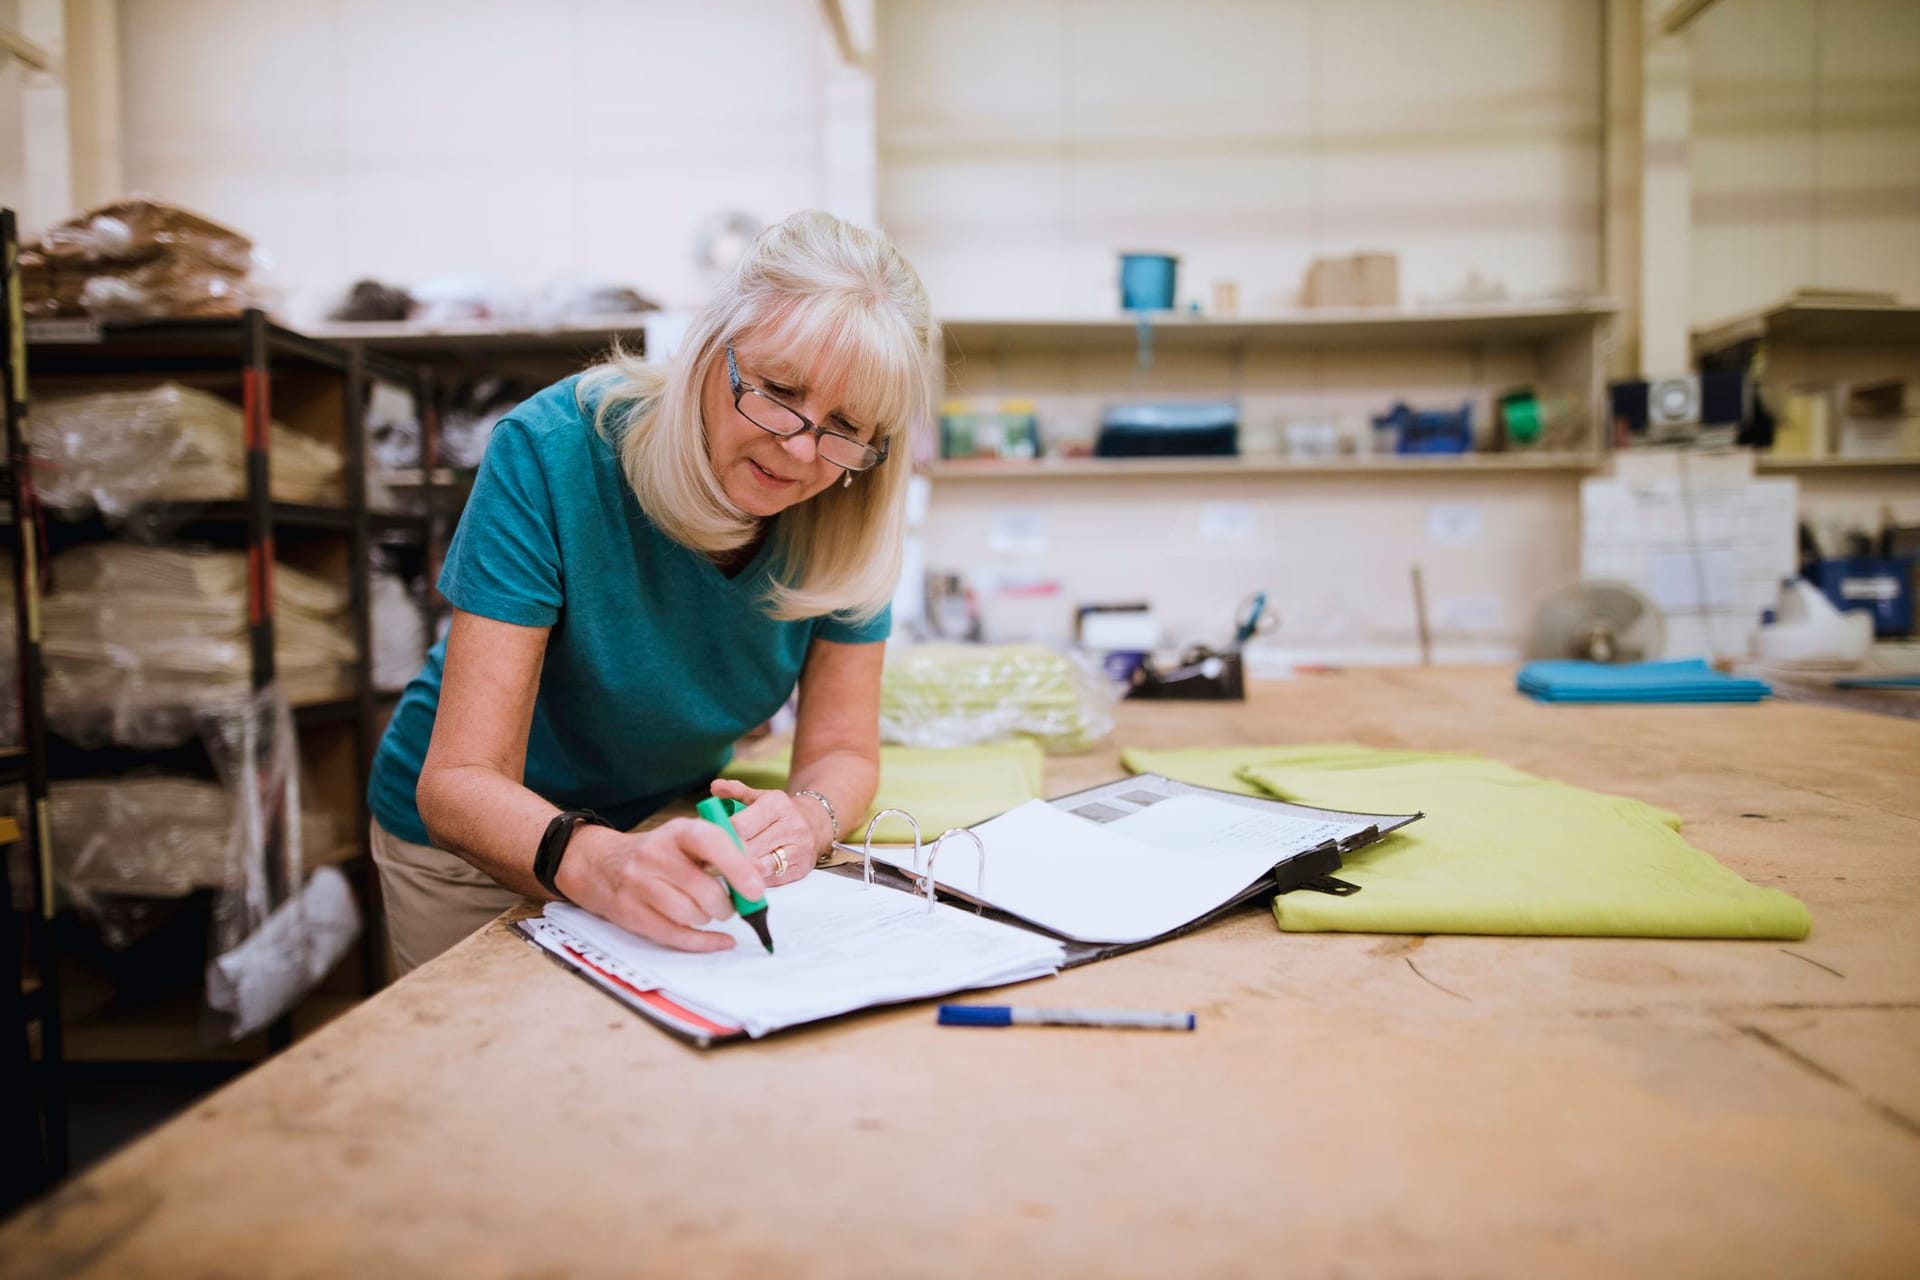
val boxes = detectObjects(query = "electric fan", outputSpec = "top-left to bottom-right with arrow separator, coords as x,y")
1525,580 -> 1666,664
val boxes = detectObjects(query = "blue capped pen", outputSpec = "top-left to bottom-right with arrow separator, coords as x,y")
938,1005 -> 1196,1031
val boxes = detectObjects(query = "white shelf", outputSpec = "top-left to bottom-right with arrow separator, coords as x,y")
1693,298 -> 1920,358
1754,455 -> 1920,473
309,313 -> 657,355
939,301 -> 1617,354
926,452 -> 1602,480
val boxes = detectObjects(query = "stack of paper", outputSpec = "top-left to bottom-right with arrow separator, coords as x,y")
1517,658 -> 1772,704
868,795 -> 1370,945
536,872 -> 1064,1038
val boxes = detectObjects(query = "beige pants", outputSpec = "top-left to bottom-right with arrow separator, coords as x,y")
370,819 -> 522,978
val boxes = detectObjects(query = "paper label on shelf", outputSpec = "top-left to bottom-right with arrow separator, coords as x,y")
1199,503 -> 1256,542
988,506 -> 1049,555
1840,577 -> 1899,601
1426,502 -> 1483,546
23,317 -> 102,344
1433,593 -> 1503,633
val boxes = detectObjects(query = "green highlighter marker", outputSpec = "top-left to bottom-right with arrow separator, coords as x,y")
694,796 -> 775,954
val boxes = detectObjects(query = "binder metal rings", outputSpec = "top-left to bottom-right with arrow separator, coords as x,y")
926,828 -> 987,915
855,809 -> 920,889
845,810 -> 988,915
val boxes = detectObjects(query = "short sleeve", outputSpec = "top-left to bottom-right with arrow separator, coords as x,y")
438,420 -> 564,627
814,601 -> 892,645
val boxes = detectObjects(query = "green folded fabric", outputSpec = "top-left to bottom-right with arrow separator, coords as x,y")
1121,745 -> 1811,940
724,741 -> 1045,845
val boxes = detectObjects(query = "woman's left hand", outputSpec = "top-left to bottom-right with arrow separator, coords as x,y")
708,778 -> 832,887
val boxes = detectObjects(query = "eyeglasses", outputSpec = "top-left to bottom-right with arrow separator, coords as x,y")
726,344 -> 890,473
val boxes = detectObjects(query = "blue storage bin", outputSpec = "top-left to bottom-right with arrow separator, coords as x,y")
1096,402 -> 1238,457
1119,253 -> 1179,311
1808,556 -> 1915,636
1372,400 -> 1473,454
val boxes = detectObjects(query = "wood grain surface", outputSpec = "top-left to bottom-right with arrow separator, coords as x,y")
5,668 -> 1917,1278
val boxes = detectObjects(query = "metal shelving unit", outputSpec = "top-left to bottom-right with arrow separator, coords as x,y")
3,207 -> 67,1207
319,317 -> 644,621
6,286 -> 434,1197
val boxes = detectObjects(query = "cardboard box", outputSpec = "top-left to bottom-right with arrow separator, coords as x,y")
1303,252 -> 1400,308
1837,378 -> 1917,459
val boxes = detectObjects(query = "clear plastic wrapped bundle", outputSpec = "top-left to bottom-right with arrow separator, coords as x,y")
32,382 -> 344,516
19,196 -> 266,321
43,544 -> 356,748
365,380 -> 423,513
53,775 -> 238,898
198,684 -> 359,1040
51,772 -> 337,950
879,643 -> 1123,754
370,569 -> 428,691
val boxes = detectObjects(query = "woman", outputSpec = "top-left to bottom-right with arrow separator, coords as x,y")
367,211 -> 929,975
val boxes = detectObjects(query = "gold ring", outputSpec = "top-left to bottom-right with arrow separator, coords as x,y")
769,846 -> 790,877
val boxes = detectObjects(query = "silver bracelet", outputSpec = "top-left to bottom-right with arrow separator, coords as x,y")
794,787 -> 838,841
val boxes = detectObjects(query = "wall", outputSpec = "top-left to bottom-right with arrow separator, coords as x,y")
2,0 -> 69,232
887,0 -> 1920,659
1690,0 -> 1920,326
876,0 -> 1606,318
884,0 -> 1607,656
118,0 -> 842,322
0,39 -> 22,217
921,468 -> 1584,662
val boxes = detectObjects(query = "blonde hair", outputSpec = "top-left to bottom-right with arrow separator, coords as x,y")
580,211 -> 931,623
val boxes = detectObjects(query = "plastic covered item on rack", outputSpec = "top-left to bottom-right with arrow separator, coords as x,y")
43,543 -> 355,748
440,373 -> 546,470
53,775 -> 233,898
328,277 -> 414,322
197,682 -> 359,1040
19,196 -> 266,320
365,378 -> 422,474
879,642 -> 1123,754
364,379 -> 423,514
51,774 -> 339,899
371,569 -> 428,691
32,381 -> 345,516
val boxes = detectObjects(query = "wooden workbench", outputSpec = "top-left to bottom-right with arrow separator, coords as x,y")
6,668 -> 1918,1277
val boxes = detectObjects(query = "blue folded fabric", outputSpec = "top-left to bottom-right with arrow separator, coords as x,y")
1517,658 -> 1772,704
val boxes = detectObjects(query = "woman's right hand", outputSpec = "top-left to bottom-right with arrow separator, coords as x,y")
553,818 -> 768,953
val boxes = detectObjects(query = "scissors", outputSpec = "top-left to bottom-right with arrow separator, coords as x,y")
1234,591 -> 1277,646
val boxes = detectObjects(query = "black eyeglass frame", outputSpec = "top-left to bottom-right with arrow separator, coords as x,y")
725,343 -> 890,473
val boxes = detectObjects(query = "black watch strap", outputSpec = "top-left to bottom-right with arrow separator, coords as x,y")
534,808 -> 611,903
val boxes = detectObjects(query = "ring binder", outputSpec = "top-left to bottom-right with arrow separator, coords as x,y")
513,773 -> 1420,1047
831,773 -> 1420,957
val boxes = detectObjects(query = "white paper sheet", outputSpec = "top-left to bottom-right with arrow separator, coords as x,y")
869,795 -> 1327,945
545,871 -> 1063,1037
1107,795 -> 1354,856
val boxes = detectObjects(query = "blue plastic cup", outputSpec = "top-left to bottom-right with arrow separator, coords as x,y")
1119,252 -> 1178,311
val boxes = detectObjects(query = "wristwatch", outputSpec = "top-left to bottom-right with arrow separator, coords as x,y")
534,808 -> 611,903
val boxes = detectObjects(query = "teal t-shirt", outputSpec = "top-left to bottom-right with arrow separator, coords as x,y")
368,376 -> 891,846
